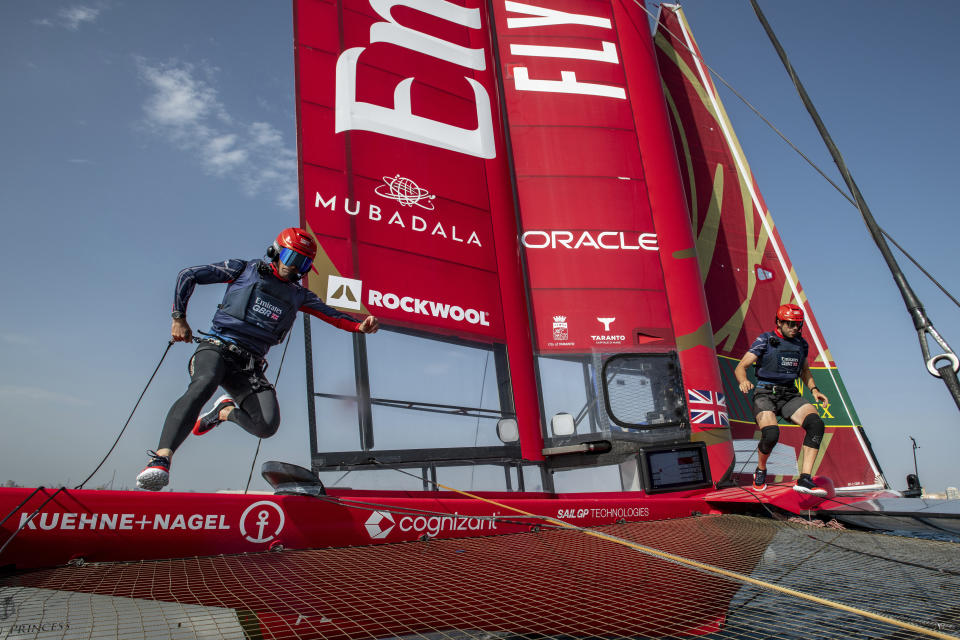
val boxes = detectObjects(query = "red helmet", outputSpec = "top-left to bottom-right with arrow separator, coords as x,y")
273,227 -> 317,260
268,227 -> 317,276
776,303 -> 804,323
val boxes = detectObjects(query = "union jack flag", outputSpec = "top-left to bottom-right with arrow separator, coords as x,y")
688,389 -> 729,426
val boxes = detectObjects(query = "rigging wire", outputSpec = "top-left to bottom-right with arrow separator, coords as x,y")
747,0 -> 960,405
0,486 -> 44,531
469,351 -> 492,490
638,0 -> 960,313
75,340 -> 175,490
243,329 -> 294,494
0,487 -> 65,557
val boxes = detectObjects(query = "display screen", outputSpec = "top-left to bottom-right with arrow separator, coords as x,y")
641,443 -> 712,493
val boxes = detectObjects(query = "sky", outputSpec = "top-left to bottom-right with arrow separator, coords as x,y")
0,1 -> 958,495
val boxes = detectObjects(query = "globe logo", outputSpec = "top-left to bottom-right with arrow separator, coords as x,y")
375,175 -> 436,210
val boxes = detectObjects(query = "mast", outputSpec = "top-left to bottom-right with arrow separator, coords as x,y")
750,0 -> 960,410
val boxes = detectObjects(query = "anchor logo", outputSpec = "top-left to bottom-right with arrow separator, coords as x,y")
239,501 -> 286,544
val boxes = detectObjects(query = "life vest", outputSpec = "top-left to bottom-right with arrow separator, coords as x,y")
212,260 -> 301,352
755,331 -> 808,384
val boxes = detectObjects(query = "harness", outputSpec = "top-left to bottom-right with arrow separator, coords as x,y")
755,382 -> 797,395
196,335 -> 273,400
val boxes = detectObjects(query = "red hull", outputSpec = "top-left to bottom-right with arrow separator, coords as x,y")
0,485 -> 895,570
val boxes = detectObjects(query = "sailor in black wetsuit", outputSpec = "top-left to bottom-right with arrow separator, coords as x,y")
734,304 -> 829,496
136,227 -> 379,491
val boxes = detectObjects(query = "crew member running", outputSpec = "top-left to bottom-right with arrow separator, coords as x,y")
734,304 -> 829,496
136,227 -> 379,490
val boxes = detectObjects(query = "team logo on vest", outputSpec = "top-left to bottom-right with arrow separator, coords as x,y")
326,275 -> 363,311
252,296 -> 283,322
367,289 -> 490,327
364,510 -> 395,539
780,355 -> 800,370
375,175 -> 436,210
592,317 -> 625,345
239,501 -> 285,544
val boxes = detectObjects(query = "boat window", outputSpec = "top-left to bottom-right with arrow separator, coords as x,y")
537,351 -> 687,438
552,462 -> 628,493
602,354 -> 686,428
306,319 -> 521,488
537,354 -> 608,436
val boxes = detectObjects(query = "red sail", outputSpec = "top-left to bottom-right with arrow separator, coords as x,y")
655,4 -> 884,489
487,0 -> 733,479
294,0 -> 542,457
295,0 -> 734,479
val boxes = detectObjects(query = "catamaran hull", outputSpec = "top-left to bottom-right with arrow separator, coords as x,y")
1,486 -> 718,570
0,484 -> 899,570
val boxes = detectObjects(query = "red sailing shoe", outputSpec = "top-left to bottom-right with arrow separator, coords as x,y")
192,394 -> 236,436
136,451 -> 170,491
752,468 -> 768,492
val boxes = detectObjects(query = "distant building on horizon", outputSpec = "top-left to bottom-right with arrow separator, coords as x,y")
947,486 -> 959,500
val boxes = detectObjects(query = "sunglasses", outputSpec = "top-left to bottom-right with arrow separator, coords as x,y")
277,247 -> 314,274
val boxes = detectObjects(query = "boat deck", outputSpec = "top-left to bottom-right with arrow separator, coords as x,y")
2,514 -> 957,639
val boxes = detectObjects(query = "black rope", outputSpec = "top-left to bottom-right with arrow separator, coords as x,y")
75,341 -> 175,490
644,1 -> 960,312
0,487 -> 65,557
0,486 -> 44,530
243,330 -> 294,494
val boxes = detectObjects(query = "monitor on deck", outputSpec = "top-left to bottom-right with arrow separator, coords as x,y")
640,442 -> 712,494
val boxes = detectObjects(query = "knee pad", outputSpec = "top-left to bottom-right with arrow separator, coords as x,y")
802,413 -> 825,448
757,425 -> 780,455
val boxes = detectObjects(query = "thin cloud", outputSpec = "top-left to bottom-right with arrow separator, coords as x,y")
35,5 -> 103,31
137,58 -> 297,209
0,385 -> 89,406
0,333 -> 34,345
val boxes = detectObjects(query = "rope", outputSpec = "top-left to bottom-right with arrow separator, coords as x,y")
379,462 -> 955,640
0,487 -> 65,557
0,486 -> 44,530
75,341 -> 175,490
312,494 -> 553,530
643,0 -> 960,312
243,330 -> 294,494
